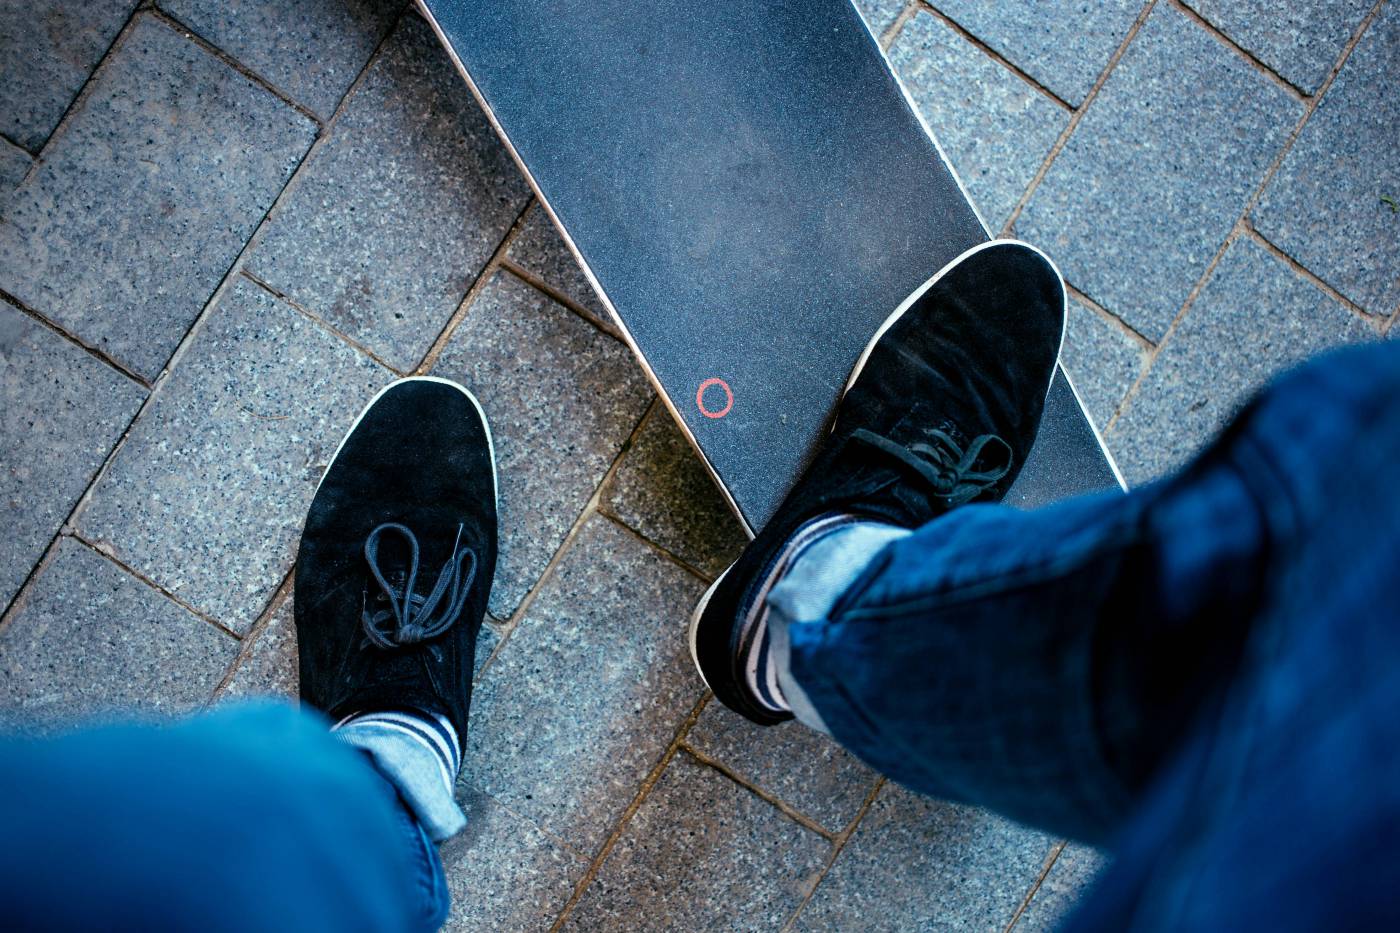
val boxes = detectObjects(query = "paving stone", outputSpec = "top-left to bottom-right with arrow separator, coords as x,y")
77,276 -> 387,634
0,537 -> 236,727
1014,845 -> 1107,932
890,10 -> 1068,229
602,407 -> 747,579
925,0 -> 1142,106
431,273 -> 651,618
0,16 -> 316,379
1109,236 -> 1373,484
564,751 -> 830,931
158,0 -> 401,119
1253,4 -> 1400,317
505,203 -> 614,333
463,515 -> 705,854
854,0 -> 907,37
0,0 -> 137,151
1182,0 -> 1372,93
685,700 -> 876,834
795,783 -> 1056,932
442,786 -> 588,933
250,16 -> 529,372
0,303 -> 146,610
0,137 -> 31,191
1060,297 -> 1148,430
1017,5 -> 1300,341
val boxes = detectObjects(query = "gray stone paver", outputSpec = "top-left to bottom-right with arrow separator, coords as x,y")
1253,2 -> 1400,317
794,783 -> 1057,932
926,0 -> 1143,106
0,14 -> 317,380
463,515 -> 704,855
685,701 -> 877,835
0,0 -> 137,151
249,15 -> 529,372
1109,236 -> 1374,484
2,0 -> 1394,926
890,9 -> 1068,230
563,752 -> 830,932
442,787 -> 589,932
0,137 -> 30,191
157,0 -> 402,119
1061,297 -> 1149,430
504,203 -> 615,333
77,276 -> 387,634
1013,845 -> 1107,932
603,406 -> 747,580
854,0 -> 908,38
1017,3 -> 1301,341
0,303 -> 146,610
1183,0 -> 1372,93
0,537 -> 236,727
432,272 -> 652,619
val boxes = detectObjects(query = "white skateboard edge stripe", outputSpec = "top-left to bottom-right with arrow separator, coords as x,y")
314,375 -> 500,507
1057,366 -> 1129,491
416,0 -> 757,540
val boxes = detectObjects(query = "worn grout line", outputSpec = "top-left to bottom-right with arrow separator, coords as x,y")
208,570 -> 297,700
0,288 -> 152,388
918,1 -> 1076,111
1168,0 -> 1309,102
476,397 -> 659,674
1002,840 -> 1068,933
0,130 -> 37,160
411,197 -> 535,374
547,692 -> 713,932
1103,0 -> 1386,435
147,7 -> 326,128
596,510 -> 716,586
0,534 -> 67,638
1066,283 -> 1157,351
1242,223 -> 1384,324
1000,0 -> 1160,237
497,258 -> 621,340
679,744 -> 839,841
241,270 -> 409,374
881,1 -> 920,49
8,1 -> 148,182
780,777 -> 887,933
67,532 -> 242,640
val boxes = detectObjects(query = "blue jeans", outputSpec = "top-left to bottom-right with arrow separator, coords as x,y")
781,342 -> 1400,929
0,703 -> 449,932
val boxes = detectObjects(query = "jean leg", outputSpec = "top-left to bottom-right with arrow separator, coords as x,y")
0,702 -> 449,932
779,390 -> 1276,845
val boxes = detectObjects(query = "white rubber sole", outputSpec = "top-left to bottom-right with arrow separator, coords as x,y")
313,375 -> 499,508
687,568 -> 729,687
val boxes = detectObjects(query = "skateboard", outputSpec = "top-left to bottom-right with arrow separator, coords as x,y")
417,0 -> 1124,534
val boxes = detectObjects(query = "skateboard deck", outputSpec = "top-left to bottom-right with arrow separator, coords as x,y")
418,0 -> 1124,534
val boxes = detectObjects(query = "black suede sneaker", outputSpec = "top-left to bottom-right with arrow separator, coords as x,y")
690,240 -> 1066,725
295,377 -> 497,743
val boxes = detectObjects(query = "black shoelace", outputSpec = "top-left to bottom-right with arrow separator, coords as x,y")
849,427 -> 1012,507
361,522 -> 477,649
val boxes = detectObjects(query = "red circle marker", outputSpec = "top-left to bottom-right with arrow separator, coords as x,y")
696,378 -> 734,419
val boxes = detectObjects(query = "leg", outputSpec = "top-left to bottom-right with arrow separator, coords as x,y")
0,702 -> 448,932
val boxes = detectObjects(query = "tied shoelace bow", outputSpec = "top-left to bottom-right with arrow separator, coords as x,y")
361,522 -> 477,649
849,427 -> 1012,507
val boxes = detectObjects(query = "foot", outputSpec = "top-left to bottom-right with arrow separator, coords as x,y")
690,240 -> 1066,725
295,377 -> 497,742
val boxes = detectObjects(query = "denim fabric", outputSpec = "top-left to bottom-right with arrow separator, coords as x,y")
0,702 -> 450,932
785,342 -> 1400,930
